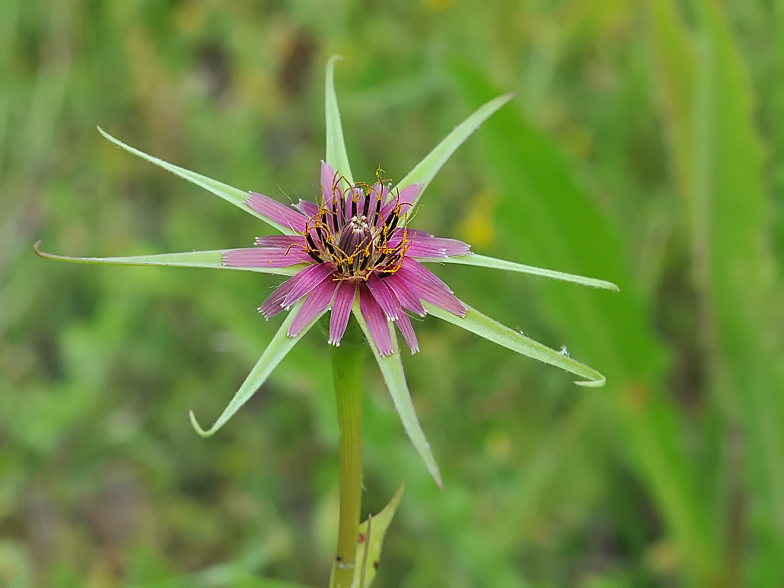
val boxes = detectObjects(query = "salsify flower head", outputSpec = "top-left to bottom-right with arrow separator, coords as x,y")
225,163 -> 470,357
36,56 -> 618,488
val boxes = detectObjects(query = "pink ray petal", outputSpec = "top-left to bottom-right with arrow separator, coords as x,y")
388,229 -> 468,258
294,199 -> 320,217
384,274 -> 426,316
259,263 -> 329,318
329,280 -> 357,345
379,186 -> 416,219
398,258 -> 467,317
354,189 -> 366,217
288,279 -> 338,337
391,227 -> 430,240
365,183 -> 381,207
396,312 -> 420,354
406,235 -> 471,259
366,274 -> 401,320
380,184 -> 392,203
223,247 -> 311,268
386,227 -> 416,249
359,285 -> 394,356
281,263 -> 334,309
397,183 -> 422,207
259,277 -> 297,318
247,192 -> 308,233
321,162 -> 341,205
254,235 -> 308,249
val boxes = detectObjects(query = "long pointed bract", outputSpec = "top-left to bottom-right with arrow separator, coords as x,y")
34,241 -> 301,276
352,301 -> 443,488
396,93 -> 515,207
325,56 -> 353,185
433,253 -> 620,291
190,300 -> 328,437
353,480 -> 406,587
97,127 -> 297,235
424,302 -> 606,387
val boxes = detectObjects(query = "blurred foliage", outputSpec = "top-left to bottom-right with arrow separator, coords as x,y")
1,0 -> 783,586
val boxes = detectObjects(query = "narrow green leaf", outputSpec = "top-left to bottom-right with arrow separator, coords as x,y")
190,299 -> 326,436
352,302 -> 443,488
34,241 -> 302,276
97,127 -> 297,235
433,253 -> 620,291
396,92 -> 514,207
425,302 -> 605,387
325,55 -> 353,185
354,479 -> 406,587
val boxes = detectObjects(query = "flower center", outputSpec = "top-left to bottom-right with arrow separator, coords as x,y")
303,180 -> 410,281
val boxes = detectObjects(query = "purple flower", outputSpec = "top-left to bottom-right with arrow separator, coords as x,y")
37,57 -> 617,486
223,162 -> 470,356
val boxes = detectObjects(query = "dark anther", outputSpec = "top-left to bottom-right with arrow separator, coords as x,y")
315,226 -> 335,255
351,197 -> 357,218
363,192 -> 371,216
331,198 -> 340,229
305,232 -> 319,251
370,192 -> 380,218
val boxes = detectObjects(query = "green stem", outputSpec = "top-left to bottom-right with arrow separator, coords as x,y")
330,320 -> 365,588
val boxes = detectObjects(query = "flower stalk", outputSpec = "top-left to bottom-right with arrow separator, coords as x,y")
330,318 -> 365,587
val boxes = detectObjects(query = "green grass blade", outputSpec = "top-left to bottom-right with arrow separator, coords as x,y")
34,241 -> 301,276
190,299 -> 326,437
425,302 -> 605,387
325,55 -> 353,185
396,92 -> 514,207
352,302 -> 443,489
97,127 -> 297,235
434,253 -> 620,291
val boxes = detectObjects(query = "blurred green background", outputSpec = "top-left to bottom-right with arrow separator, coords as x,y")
2,0 -> 783,586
